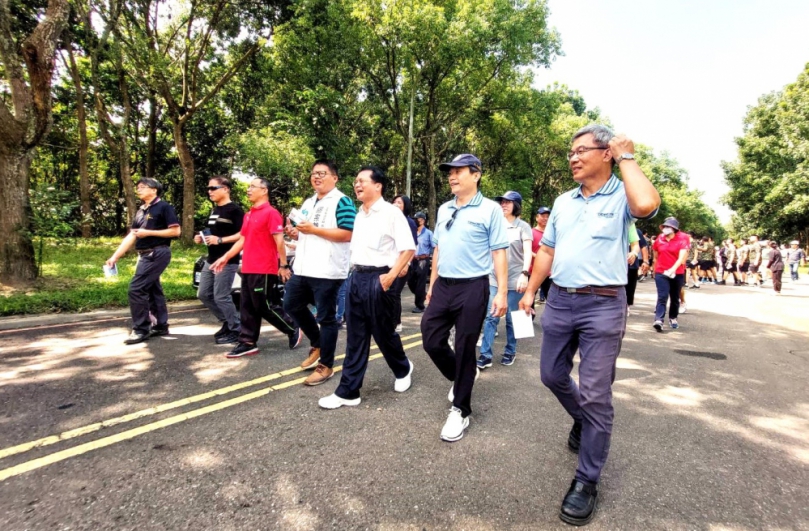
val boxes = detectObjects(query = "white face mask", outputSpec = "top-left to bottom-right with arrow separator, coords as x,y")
662,227 -> 675,236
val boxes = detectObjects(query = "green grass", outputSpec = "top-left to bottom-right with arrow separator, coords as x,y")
0,237 -> 200,316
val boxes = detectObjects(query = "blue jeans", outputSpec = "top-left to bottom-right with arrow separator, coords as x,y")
654,273 -> 685,321
336,278 -> 348,321
479,286 -> 522,362
283,274 -> 343,368
789,262 -> 800,280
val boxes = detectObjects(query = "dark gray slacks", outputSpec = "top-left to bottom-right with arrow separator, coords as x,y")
335,270 -> 411,400
129,246 -> 172,335
539,283 -> 627,485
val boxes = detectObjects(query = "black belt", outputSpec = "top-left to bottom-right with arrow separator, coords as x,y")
552,282 -> 620,297
440,275 -> 487,286
136,246 -> 168,255
353,265 -> 390,273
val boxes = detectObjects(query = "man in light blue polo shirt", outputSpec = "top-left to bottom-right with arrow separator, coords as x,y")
421,153 -> 509,443
520,125 -> 660,526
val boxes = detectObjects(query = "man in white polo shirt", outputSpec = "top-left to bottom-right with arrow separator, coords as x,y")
319,166 -> 416,409
283,160 -> 357,386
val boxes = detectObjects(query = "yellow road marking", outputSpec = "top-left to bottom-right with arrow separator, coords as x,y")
0,333 -> 423,461
0,340 -> 422,481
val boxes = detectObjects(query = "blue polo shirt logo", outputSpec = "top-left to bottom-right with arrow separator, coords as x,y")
598,212 -> 615,218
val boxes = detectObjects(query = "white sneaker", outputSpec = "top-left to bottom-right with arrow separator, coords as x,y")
476,334 -> 483,347
395,323 -> 403,333
318,393 -> 361,409
394,360 -> 413,393
680,304 -> 687,314
440,407 -> 469,442
448,368 -> 479,402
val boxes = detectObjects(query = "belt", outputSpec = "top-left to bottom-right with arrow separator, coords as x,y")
440,275 -> 487,286
136,247 -> 164,255
353,265 -> 390,273
552,282 -> 620,297
415,255 -> 430,260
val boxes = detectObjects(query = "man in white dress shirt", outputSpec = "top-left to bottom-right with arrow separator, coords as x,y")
319,166 -> 416,409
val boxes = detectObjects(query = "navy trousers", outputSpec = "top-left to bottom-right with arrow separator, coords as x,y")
654,273 -> 684,321
129,246 -> 171,335
335,270 -> 411,400
540,284 -> 627,485
283,274 -> 343,368
421,276 -> 489,417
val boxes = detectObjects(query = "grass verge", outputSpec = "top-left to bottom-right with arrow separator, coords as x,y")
0,238 -> 200,316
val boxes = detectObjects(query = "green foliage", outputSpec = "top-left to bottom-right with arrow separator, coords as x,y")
723,63 -> 809,244
0,238 -> 198,316
29,185 -> 81,276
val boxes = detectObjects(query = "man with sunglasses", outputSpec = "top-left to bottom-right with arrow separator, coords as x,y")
519,125 -> 660,526
106,178 -> 181,344
194,177 -> 244,344
283,160 -> 356,386
421,154 -> 509,442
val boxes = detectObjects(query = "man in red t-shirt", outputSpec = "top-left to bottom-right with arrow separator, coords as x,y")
651,217 -> 690,331
212,178 -> 302,358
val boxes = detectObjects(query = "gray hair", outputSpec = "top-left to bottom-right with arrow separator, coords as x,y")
572,124 -> 615,147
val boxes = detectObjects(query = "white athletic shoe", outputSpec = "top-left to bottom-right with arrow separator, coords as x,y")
440,407 -> 469,442
394,360 -> 414,393
476,334 -> 483,347
680,304 -> 687,314
395,323 -> 403,333
448,368 -> 479,402
318,393 -> 361,409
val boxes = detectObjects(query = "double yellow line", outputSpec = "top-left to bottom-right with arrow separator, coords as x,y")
0,334 -> 423,482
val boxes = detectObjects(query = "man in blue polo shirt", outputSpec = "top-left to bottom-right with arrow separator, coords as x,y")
520,125 -> 660,526
421,154 -> 509,442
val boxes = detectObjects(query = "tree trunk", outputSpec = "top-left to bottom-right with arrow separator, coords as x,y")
422,137 -> 437,231
66,47 -> 92,237
172,119 -> 195,244
0,150 -> 38,283
119,65 -> 137,226
146,91 -> 158,179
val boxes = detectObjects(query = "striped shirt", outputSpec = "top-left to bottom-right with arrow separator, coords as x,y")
335,196 -> 357,231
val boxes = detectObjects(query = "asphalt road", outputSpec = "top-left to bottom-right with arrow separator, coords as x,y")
1,278 -> 808,530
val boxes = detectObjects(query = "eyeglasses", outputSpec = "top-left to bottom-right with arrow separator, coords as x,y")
246,184 -> 267,190
445,208 -> 460,230
353,178 -> 374,187
310,171 -> 331,179
207,185 -> 226,192
135,185 -> 151,190
566,146 -> 608,161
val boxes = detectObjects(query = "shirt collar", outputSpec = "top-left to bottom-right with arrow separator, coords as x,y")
140,197 -> 161,211
361,197 -> 385,214
250,201 -> 269,212
571,174 -> 620,199
450,191 -> 483,210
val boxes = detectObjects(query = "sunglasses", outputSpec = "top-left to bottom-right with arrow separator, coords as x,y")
207,185 -> 226,192
446,208 -> 460,230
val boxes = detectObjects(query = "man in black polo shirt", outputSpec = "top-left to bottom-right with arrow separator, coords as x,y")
194,176 -> 244,344
106,178 -> 181,344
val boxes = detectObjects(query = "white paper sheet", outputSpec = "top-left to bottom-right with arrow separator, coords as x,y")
510,310 -> 535,339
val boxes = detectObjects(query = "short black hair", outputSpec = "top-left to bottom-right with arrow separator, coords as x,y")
359,165 -> 387,195
393,194 -> 412,217
313,159 -> 340,179
209,176 -> 232,190
136,178 -> 163,196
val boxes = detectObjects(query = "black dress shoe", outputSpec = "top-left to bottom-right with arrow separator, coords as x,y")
560,479 -> 598,526
150,325 -> 170,337
124,330 -> 150,345
568,421 -> 582,453
411,307 -> 424,313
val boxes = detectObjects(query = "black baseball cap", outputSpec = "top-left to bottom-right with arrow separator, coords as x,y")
536,206 -> 551,215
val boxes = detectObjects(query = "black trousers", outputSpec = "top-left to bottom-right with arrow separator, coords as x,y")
335,269 -> 411,400
129,246 -> 171,335
408,258 -> 430,310
625,267 -> 639,306
390,268 -> 409,325
239,273 -> 296,345
421,276 -> 489,417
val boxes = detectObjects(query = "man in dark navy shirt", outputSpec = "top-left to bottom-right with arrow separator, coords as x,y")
194,176 -> 244,344
107,178 -> 181,344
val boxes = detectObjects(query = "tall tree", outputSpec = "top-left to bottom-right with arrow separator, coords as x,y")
0,0 -> 70,282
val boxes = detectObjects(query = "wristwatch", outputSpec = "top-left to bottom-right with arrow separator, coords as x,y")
217,237 -> 223,245
615,153 -> 635,164
521,270 -> 530,277
280,264 -> 291,269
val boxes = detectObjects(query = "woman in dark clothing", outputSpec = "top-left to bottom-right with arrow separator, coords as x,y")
767,241 -> 785,294
391,195 -> 418,332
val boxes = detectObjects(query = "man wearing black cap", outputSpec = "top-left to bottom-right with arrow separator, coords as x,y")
408,211 -> 434,313
106,178 -> 181,344
421,153 -> 509,442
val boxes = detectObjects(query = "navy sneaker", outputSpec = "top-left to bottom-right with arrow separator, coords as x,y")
288,327 -> 303,349
670,319 -> 679,329
215,331 -> 240,345
213,323 -> 230,339
500,354 -> 515,366
476,357 -> 493,370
